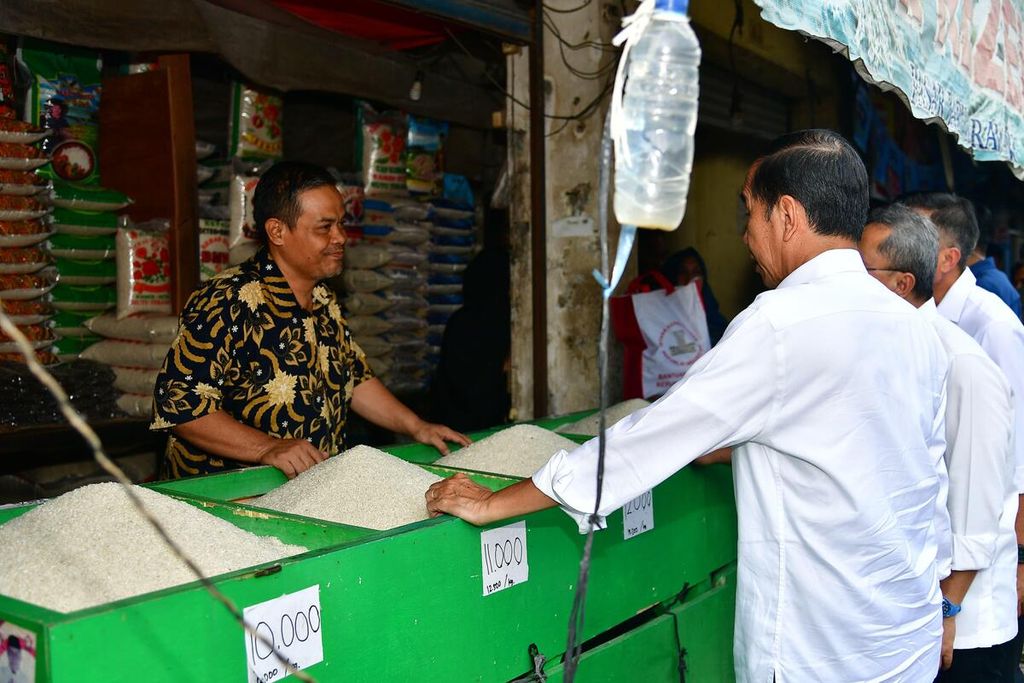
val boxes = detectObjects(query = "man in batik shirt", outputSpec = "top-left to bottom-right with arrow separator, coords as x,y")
151,162 -> 468,478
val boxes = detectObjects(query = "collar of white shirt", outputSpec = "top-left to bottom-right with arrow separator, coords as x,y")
936,267 -> 976,323
777,248 -> 866,289
918,298 -> 938,318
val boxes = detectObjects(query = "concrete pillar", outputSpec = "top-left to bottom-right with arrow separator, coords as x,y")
508,1 -> 630,419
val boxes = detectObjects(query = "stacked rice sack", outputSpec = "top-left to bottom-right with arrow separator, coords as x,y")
48,181 -> 132,360
227,81 -> 283,266
425,176 -> 477,366
79,313 -> 179,418
195,140 -> 231,282
0,119 -> 57,364
345,104 -> 440,393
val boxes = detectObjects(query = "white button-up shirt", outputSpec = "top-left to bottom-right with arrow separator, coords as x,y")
534,249 -> 949,683
938,267 -> 1024,491
922,299 -> 1019,649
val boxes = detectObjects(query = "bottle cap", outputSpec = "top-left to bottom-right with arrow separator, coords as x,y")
654,0 -> 689,12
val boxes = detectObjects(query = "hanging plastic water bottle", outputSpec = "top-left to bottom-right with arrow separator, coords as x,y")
611,0 -> 701,230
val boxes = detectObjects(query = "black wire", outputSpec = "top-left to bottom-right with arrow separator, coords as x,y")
542,12 -> 618,52
562,110 -> 614,683
442,27 -> 617,119
544,16 -> 619,80
543,0 -> 593,13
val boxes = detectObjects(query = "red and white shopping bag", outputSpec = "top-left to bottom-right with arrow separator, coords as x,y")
611,271 -> 711,399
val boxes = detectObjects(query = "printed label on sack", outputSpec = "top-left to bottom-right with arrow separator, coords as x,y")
481,521 -> 529,596
0,620 -> 37,683
244,585 -> 323,683
622,490 -> 654,540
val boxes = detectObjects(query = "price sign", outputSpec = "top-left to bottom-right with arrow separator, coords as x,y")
622,490 -> 654,539
481,521 -> 529,596
243,585 -> 323,683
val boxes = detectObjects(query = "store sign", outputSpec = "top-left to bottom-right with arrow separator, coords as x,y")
753,0 -> 1024,174
622,490 -> 654,540
243,585 -> 323,683
481,521 -> 530,596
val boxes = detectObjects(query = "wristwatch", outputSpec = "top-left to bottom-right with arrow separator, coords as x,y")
942,596 -> 961,619
1017,544 -> 1024,564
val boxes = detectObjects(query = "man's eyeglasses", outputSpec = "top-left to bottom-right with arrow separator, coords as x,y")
865,267 -> 902,273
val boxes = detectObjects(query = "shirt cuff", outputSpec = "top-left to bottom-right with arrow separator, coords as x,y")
950,531 -> 999,571
532,450 -> 608,534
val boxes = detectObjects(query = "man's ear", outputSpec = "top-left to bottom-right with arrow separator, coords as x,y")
894,271 -> 917,299
265,218 -> 287,246
938,245 -> 961,275
775,194 -> 804,242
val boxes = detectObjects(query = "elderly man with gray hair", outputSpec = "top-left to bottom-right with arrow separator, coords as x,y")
860,203 -> 1018,682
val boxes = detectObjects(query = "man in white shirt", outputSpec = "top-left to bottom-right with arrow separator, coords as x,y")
904,193 -> 1024,667
426,130 -> 950,682
861,204 -> 1018,681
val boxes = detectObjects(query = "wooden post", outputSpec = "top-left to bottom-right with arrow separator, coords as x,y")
99,54 -> 198,314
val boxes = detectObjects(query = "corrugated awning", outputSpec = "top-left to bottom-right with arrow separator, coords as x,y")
752,0 -> 1024,178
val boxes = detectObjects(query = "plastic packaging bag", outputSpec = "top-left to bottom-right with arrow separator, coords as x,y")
85,313 -> 179,344
0,246 -> 52,274
337,183 -> 364,225
19,39 -> 102,183
52,207 -> 122,235
341,268 -> 393,293
51,283 -> 116,312
343,292 -> 391,316
0,297 -> 54,325
112,366 -> 160,395
51,180 -> 131,211
81,339 -> 170,369
116,392 -> 154,417
49,232 -> 115,259
405,116 -> 447,197
116,224 -> 172,319
346,315 -> 393,337
357,103 -> 408,198
228,82 -> 283,160
344,244 -> 392,270
229,173 -> 261,251
199,218 -> 230,281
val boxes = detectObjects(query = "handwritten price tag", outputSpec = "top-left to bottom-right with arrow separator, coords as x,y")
622,490 -> 654,540
481,521 -> 529,596
243,585 -> 323,683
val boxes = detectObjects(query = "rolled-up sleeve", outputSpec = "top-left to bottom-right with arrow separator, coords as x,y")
532,308 -> 777,531
151,286 -> 238,429
944,353 -> 1015,571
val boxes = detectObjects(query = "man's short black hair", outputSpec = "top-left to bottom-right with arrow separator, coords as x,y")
974,204 -> 993,253
900,192 -> 978,269
252,162 -> 337,241
750,129 -> 869,241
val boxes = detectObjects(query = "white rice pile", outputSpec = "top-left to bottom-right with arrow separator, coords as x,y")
257,445 -> 442,530
0,483 -> 306,613
433,424 -> 578,478
555,399 -> 651,436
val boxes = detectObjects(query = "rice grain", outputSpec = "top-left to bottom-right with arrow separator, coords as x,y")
257,445 -> 442,530
0,483 -> 306,613
433,425 -> 578,478
554,399 -> 651,436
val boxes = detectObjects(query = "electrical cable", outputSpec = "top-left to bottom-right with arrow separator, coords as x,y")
0,307 -> 316,683
443,26 -> 617,120
542,12 -> 618,52
561,109 -> 614,683
543,0 -> 594,13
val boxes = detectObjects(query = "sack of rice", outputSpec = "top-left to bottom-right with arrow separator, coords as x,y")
228,82 -> 283,160
116,225 -> 172,319
81,339 -> 170,369
116,392 -> 154,417
85,313 -> 180,344
112,366 -> 160,395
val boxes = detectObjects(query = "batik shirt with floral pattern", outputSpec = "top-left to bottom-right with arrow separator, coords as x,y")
150,248 -> 374,478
